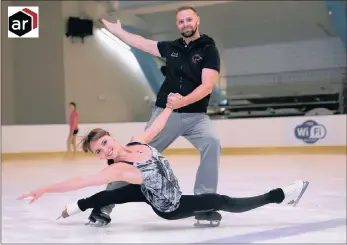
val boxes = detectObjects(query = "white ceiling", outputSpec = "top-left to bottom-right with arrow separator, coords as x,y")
119,1 -> 177,10
118,1 -> 337,49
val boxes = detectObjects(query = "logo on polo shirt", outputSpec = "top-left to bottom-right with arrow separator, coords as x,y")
192,54 -> 202,64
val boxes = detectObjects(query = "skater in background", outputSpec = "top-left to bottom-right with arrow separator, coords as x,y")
66,102 -> 79,158
96,5 -> 223,226
18,98 -> 309,227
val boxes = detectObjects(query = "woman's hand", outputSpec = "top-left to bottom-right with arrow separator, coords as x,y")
166,93 -> 185,110
17,188 -> 46,204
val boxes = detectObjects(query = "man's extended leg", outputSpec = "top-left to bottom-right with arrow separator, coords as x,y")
182,113 -> 220,195
182,112 -> 221,225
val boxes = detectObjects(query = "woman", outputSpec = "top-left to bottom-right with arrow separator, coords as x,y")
18,95 -> 309,225
66,101 -> 79,158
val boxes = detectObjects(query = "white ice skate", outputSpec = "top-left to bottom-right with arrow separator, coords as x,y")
57,203 -> 82,220
282,180 -> 309,207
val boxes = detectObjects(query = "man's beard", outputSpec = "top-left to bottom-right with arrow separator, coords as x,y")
180,26 -> 197,38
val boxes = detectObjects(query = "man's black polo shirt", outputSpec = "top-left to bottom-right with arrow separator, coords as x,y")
156,34 -> 220,113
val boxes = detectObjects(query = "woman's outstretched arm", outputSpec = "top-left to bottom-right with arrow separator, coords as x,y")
17,163 -> 142,204
131,106 -> 173,144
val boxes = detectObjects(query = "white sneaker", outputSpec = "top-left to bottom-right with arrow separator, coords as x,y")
57,203 -> 82,219
281,180 -> 310,207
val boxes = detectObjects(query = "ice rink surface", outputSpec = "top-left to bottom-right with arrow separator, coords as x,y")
2,154 -> 346,243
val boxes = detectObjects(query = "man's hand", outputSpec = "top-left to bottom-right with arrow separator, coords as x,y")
100,19 -> 122,35
167,93 -> 186,110
99,18 -> 161,57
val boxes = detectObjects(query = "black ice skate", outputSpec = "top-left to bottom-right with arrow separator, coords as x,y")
194,211 -> 222,228
85,210 -> 111,227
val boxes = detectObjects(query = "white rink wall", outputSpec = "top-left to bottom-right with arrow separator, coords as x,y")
2,115 -> 346,154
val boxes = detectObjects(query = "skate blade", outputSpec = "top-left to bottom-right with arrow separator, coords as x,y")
194,221 -> 220,228
293,181 -> 310,207
85,221 -> 108,227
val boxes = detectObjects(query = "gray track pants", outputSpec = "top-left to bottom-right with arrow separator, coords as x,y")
100,106 -> 221,215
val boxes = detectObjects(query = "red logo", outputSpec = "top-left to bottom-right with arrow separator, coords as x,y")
8,6 -> 39,38
192,54 -> 202,64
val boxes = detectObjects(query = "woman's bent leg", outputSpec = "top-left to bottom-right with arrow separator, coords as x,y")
77,184 -> 147,211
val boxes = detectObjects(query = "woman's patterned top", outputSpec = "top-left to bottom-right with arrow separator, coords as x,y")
126,142 -> 182,212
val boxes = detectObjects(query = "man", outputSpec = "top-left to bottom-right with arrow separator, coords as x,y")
90,5 -> 222,227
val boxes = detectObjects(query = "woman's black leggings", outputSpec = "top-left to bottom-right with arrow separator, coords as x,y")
77,184 -> 285,220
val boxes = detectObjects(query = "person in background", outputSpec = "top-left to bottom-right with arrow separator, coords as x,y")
67,102 -> 79,158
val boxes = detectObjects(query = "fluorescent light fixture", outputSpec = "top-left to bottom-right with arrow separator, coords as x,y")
100,28 -> 131,50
